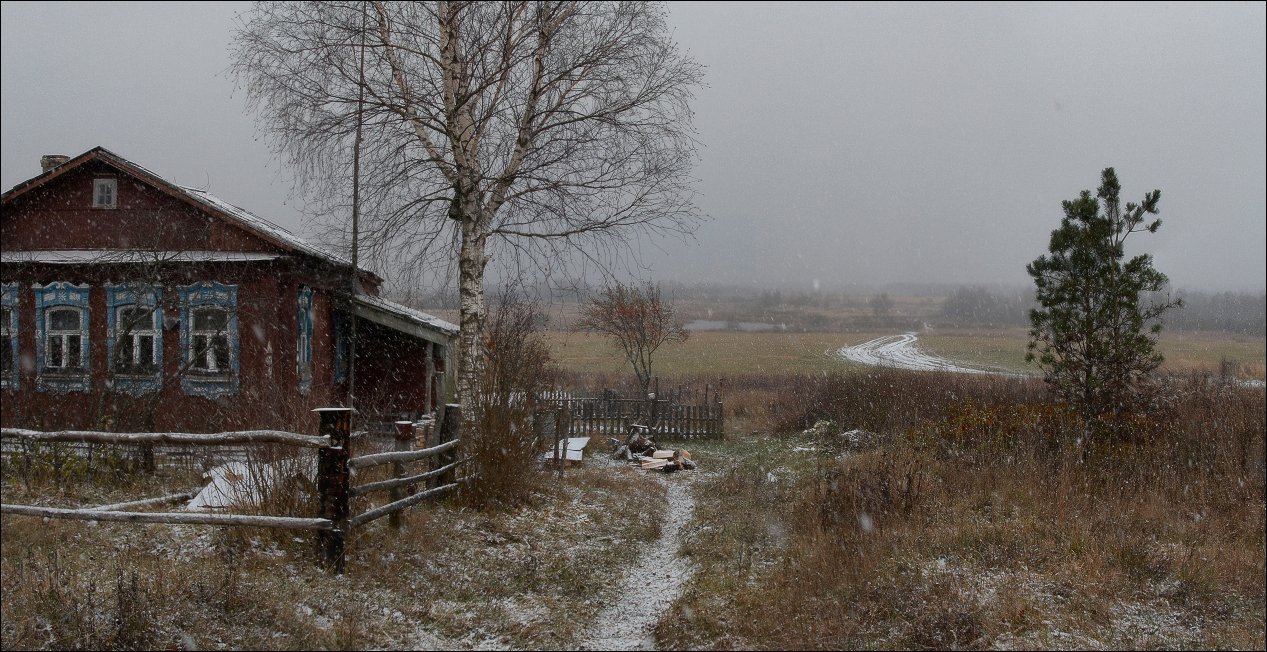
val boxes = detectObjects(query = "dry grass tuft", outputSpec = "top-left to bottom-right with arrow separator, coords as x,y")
657,370 -> 1266,650
1,461 -> 665,650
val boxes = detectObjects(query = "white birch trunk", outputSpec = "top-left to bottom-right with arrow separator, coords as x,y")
456,195 -> 489,416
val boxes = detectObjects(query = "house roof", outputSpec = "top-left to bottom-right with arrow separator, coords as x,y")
350,293 -> 460,345
2,147 -> 457,346
0,250 -> 283,265
1,147 -> 379,284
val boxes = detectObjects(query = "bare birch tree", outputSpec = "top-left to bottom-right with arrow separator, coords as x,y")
573,282 -> 687,397
232,1 -> 703,410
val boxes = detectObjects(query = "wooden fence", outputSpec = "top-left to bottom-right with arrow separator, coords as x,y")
0,404 -> 466,574
539,381 -> 724,440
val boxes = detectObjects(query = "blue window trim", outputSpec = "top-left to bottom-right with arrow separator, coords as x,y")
296,286 -> 313,394
34,282 -> 91,393
1,283 -> 18,390
179,282 -> 239,398
106,284 -> 163,395
333,310 -> 349,385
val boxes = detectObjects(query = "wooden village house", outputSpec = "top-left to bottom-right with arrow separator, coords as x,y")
1,147 -> 456,433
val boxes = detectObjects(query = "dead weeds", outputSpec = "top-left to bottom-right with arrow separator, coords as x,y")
655,372 -> 1265,651
1,462 -> 665,650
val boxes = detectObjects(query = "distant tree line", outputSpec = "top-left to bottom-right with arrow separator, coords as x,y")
939,286 -> 1034,327
939,285 -> 1265,335
395,280 -> 1263,336
1164,290 -> 1265,335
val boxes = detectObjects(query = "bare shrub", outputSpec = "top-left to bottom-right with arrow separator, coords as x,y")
662,368 -> 1266,650
816,449 -> 927,537
462,294 -> 557,509
770,367 -> 1049,435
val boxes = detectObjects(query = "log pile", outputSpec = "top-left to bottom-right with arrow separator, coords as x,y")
612,425 -> 697,473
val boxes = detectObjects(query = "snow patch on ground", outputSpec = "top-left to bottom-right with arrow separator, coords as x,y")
187,458 -> 314,510
575,474 -> 697,651
834,332 -> 1015,375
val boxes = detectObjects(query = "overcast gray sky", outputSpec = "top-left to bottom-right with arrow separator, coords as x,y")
3,1 -> 1264,292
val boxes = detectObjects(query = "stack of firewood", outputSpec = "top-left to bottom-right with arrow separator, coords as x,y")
612,426 -> 697,472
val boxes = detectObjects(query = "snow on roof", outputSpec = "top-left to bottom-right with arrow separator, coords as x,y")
179,187 -> 368,273
0,250 -> 282,265
353,292 -> 459,337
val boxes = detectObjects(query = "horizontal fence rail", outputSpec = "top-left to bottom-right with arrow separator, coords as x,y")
350,458 -> 466,497
90,492 -> 198,512
1,428 -> 331,449
347,482 -> 460,529
347,438 -> 459,469
0,504 -> 333,530
1,404 -> 470,574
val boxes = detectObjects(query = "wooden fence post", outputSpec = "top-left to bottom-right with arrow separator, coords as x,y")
389,420 -> 414,529
315,407 -> 352,573
554,408 -> 567,478
437,404 -> 460,486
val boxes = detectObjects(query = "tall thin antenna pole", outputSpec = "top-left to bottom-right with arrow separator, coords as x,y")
348,1 -> 368,410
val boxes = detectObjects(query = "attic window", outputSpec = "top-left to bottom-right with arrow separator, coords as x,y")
93,178 -> 117,209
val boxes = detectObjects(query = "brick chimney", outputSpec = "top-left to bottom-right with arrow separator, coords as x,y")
40,155 -> 70,173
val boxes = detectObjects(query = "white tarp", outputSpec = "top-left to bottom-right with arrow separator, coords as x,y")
541,436 -> 590,462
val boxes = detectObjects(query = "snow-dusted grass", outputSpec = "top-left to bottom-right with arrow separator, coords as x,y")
0,461 -> 667,650
654,372 -> 1266,650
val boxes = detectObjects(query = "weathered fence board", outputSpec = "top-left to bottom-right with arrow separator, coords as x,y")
347,439 -> 460,469
1,428 -> 330,448
346,481 -> 459,529
0,504 -> 333,530
90,492 -> 197,512
2,405 -> 470,574
539,386 -> 724,440
350,458 -> 466,497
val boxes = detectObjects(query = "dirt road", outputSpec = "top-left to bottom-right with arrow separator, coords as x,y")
834,332 -> 995,374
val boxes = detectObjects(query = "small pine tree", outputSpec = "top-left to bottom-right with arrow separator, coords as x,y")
1026,167 -> 1181,420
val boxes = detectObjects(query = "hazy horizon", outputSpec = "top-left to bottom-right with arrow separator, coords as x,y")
3,1 -> 1264,293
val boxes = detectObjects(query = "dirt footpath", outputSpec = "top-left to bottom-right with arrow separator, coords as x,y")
575,473 -> 697,650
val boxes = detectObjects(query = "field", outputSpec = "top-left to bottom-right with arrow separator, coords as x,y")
544,327 -> 1267,380
4,298 -> 1264,650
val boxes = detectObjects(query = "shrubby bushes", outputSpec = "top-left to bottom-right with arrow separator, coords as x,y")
660,368 -> 1266,649
462,294 -> 557,509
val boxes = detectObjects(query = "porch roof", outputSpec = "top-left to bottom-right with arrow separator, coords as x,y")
349,293 -> 458,347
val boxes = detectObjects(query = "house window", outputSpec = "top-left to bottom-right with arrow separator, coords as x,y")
0,284 -> 14,389
46,308 -> 84,371
93,178 -> 118,208
296,286 -> 313,393
34,282 -> 91,392
107,285 -> 163,393
179,282 -> 238,398
333,311 -> 349,385
192,308 -> 231,373
115,306 -> 159,372
1,284 -> 17,389
0,307 -> 13,387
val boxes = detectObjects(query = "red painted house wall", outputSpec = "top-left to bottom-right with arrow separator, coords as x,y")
2,150 -> 449,435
